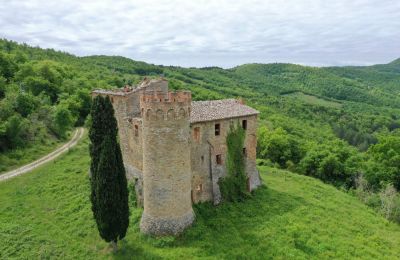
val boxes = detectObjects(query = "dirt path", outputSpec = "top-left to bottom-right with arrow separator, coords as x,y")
0,128 -> 85,182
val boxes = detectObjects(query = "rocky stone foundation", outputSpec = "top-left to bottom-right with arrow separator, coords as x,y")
140,210 -> 195,236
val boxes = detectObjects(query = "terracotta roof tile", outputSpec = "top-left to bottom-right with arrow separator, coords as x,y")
190,99 -> 259,123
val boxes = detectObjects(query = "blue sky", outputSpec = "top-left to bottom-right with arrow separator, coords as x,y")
0,0 -> 399,68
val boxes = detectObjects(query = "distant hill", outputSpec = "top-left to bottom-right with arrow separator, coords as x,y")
389,58 -> 400,65
1,37 -> 400,164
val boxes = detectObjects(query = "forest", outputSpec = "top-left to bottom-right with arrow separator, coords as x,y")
0,38 -> 399,222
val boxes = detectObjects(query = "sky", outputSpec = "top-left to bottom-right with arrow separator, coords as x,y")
0,0 -> 399,68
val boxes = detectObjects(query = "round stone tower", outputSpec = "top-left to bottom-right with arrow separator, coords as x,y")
139,90 -> 194,235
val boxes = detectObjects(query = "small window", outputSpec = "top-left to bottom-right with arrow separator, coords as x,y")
243,147 -> 247,157
242,120 -> 247,130
193,127 -> 200,143
201,155 -> 204,163
196,184 -> 203,192
111,97 -> 114,103
216,154 -> 222,165
134,125 -> 139,137
215,123 -> 220,136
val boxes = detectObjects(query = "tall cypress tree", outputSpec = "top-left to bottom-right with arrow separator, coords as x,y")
89,95 -> 129,251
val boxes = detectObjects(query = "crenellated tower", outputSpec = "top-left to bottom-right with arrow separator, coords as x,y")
139,90 -> 195,235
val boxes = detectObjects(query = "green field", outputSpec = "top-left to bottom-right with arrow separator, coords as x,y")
282,91 -> 343,108
1,136 -> 400,259
0,135 -> 64,174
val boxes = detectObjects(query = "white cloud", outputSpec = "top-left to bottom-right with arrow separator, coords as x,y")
0,0 -> 399,67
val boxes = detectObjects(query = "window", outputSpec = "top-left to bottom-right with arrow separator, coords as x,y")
196,184 -> 203,192
201,155 -> 204,163
134,125 -> 139,137
215,123 -> 220,136
111,97 -> 114,103
242,120 -> 247,130
216,154 -> 222,165
243,147 -> 247,157
193,127 -> 200,143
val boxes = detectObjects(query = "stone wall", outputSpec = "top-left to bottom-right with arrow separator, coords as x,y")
190,115 -> 261,204
139,91 -> 195,235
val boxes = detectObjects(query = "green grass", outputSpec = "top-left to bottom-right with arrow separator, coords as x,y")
0,133 -> 67,174
283,91 -> 343,108
1,137 -> 400,259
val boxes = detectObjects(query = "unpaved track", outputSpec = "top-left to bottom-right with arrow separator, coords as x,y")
0,128 -> 85,182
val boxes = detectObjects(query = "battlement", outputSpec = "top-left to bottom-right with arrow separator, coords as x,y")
140,91 -> 191,121
140,91 -> 192,104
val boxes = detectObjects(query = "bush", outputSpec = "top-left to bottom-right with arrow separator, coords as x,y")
379,184 -> 400,223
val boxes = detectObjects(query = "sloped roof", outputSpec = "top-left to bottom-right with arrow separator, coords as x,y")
190,99 -> 259,123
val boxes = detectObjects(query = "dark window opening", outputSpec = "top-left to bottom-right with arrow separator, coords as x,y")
242,120 -> 247,130
215,123 -> 220,136
216,154 -> 222,165
193,127 -> 200,143
134,125 -> 139,137
243,147 -> 247,157
201,155 -> 204,163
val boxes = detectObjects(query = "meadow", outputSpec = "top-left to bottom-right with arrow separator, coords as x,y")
281,91 -> 343,109
0,136 -> 63,174
1,136 -> 400,259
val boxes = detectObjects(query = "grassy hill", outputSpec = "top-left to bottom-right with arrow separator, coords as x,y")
1,136 -> 400,259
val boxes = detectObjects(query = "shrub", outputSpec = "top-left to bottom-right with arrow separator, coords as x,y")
128,181 -> 137,208
379,184 -> 400,223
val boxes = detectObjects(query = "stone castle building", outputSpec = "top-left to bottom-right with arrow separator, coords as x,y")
92,78 -> 261,235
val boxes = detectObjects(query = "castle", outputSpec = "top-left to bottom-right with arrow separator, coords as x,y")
92,78 -> 261,236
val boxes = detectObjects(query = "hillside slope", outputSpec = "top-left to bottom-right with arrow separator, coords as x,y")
1,138 -> 399,259
1,39 -> 400,157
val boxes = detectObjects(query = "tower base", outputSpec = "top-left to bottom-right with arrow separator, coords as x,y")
140,210 -> 195,236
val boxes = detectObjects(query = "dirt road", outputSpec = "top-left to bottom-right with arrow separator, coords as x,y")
0,128 -> 85,182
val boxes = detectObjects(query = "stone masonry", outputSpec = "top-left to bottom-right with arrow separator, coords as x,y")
92,78 -> 261,236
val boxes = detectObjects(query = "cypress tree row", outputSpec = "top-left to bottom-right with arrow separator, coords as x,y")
89,95 -> 129,251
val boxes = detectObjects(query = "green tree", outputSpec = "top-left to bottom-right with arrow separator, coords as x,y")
15,92 -> 37,117
366,135 -> 400,190
2,115 -> 29,150
24,76 -> 59,103
52,103 -> 74,138
0,76 -> 6,99
0,52 -> 17,81
258,126 -> 303,168
89,95 -> 129,251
